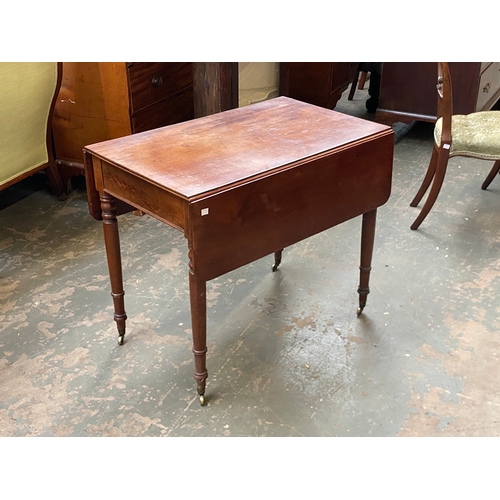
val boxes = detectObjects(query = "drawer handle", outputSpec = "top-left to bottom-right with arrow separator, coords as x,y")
152,74 -> 163,87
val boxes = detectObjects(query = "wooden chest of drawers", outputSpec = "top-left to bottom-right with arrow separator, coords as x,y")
52,62 -> 194,179
375,62 -> 500,125
475,62 -> 500,111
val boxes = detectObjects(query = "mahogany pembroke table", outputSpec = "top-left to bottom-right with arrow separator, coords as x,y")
83,96 -> 394,406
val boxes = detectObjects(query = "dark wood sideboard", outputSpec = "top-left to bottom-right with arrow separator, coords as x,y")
376,62 -> 500,124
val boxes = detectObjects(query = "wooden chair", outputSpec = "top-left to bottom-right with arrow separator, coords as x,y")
0,62 -> 66,199
410,62 -> 500,230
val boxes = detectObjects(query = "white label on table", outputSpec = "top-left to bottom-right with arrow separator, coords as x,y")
201,208 -> 209,216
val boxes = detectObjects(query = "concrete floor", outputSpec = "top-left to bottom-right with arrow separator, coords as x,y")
1,88 -> 500,437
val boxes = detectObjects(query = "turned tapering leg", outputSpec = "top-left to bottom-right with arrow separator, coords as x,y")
100,193 -> 127,345
357,209 -> 377,316
189,262 -> 208,406
272,249 -> 283,272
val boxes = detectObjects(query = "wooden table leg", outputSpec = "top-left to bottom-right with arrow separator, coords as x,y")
357,209 -> 377,316
189,262 -> 208,406
100,192 -> 127,345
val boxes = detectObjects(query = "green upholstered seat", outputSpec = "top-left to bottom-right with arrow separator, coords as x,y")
434,111 -> 500,160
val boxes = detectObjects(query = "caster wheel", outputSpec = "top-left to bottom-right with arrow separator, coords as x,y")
118,335 -> 124,346
199,395 -> 206,406
272,264 -> 278,272
356,307 -> 363,317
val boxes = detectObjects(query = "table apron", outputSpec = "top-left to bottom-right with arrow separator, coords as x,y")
99,160 -> 188,232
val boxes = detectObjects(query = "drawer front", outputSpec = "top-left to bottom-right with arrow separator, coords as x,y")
131,87 -> 194,133
127,62 -> 193,114
476,62 -> 500,111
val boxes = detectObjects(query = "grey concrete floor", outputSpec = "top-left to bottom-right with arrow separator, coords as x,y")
1,88 -> 500,437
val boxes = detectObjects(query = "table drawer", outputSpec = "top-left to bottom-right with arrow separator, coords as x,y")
127,62 -> 193,114
476,62 -> 500,111
131,87 -> 194,133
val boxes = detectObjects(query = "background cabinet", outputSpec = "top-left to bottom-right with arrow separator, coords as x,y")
52,62 -> 194,185
279,62 -> 358,110
376,62 -> 500,124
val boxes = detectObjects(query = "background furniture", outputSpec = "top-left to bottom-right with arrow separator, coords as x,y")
0,62 -> 65,198
52,62 -> 195,187
192,63 -> 238,117
376,62 -> 500,124
83,96 -> 394,405
348,66 -> 369,100
279,62 -> 358,109
410,62 -> 500,230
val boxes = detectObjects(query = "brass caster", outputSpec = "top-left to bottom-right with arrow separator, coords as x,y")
356,307 -> 364,317
118,335 -> 124,346
199,395 -> 206,406
271,264 -> 279,272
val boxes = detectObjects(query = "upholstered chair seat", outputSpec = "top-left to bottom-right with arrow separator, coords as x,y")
434,111 -> 500,159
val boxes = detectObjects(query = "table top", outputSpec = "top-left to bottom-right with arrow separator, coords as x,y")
85,96 -> 391,201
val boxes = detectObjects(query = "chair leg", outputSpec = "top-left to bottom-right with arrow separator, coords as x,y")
348,71 -> 360,101
358,71 -> 368,90
481,160 -> 500,190
410,145 -> 439,207
44,161 -> 67,200
410,148 -> 450,230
